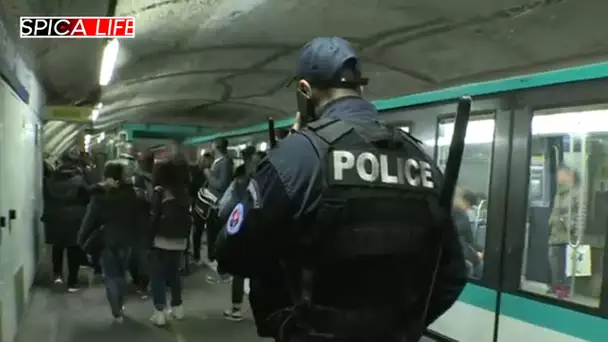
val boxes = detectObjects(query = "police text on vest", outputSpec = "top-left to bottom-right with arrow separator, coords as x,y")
332,150 -> 434,188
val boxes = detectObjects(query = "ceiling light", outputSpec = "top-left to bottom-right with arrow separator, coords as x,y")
426,109 -> 608,147
99,39 -> 119,86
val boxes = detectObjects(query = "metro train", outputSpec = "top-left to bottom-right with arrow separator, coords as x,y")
187,61 -> 608,341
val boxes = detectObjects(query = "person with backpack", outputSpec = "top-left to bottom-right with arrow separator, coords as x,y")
191,152 -> 214,265
77,159 -> 148,323
148,159 -> 191,326
130,151 -> 155,298
214,37 -> 467,341
216,147 -> 264,321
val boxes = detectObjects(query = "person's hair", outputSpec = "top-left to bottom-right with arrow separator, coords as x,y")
140,151 -> 155,172
153,159 -> 188,195
202,152 -> 213,160
241,146 -> 256,164
461,190 -> 478,208
215,137 -> 228,153
103,159 -> 133,183
233,164 -> 247,179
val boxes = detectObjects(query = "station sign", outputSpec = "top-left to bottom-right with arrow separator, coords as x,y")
45,105 -> 93,122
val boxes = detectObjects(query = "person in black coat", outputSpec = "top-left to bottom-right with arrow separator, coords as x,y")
77,159 -> 148,322
43,152 -> 89,291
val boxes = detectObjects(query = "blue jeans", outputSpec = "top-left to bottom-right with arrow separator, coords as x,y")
99,248 -> 131,318
129,245 -> 150,290
149,248 -> 183,311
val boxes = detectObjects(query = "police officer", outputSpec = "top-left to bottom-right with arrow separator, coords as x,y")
215,36 -> 467,342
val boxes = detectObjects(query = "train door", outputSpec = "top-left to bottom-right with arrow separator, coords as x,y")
430,103 -> 513,341
0,79 -> 19,342
379,98 -> 511,341
501,80 -> 608,341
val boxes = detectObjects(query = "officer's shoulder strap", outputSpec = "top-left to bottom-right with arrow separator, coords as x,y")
295,118 -> 353,162
306,117 -> 354,144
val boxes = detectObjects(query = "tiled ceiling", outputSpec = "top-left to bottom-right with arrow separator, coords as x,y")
3,0 -> 608,155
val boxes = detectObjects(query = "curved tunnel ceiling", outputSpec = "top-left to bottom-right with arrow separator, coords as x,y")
7,0 -> 608,155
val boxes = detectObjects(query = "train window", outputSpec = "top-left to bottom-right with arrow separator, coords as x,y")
436,115 -> 495,279
521,105 -> 608,308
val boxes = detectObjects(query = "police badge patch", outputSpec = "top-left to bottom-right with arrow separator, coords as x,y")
227,202 -> 245,235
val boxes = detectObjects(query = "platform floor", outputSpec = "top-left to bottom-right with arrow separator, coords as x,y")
16,266 -> 269,342
17,262 -> 436,342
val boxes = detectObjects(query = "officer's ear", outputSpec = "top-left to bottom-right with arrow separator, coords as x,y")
297,80 -> 313,99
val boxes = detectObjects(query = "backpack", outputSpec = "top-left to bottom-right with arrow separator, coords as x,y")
193,185 -> 219,221
153,186 -> 191,240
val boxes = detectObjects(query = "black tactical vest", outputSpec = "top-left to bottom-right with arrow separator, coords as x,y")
279,116 -> 446,341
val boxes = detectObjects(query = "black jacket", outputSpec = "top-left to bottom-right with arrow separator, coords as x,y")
188,165 -> 206,199
77,183 -> 148,251
43,162 -> 89,245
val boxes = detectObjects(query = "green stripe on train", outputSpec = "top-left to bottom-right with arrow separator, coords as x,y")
461,284 -> 607,341
183,61 -> 608,145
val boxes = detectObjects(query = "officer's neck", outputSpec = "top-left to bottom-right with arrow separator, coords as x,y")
316,89 -> 361,114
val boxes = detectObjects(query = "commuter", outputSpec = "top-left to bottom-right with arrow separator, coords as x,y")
548,165 -> 580,298
453,188 -> 483,277
214,37 -> 466,341
191,152 -> 214,265
171,152 -> 194,274
43,150 -> 89,292
203,137 -> 234,275
216,146 -> 260,321
129,151 -> 155,298
77,159 -> 147,323
148,159 -> 191,326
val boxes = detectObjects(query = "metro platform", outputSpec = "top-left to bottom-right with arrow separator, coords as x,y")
14,260 -> 437,342
16,265 -> 268,342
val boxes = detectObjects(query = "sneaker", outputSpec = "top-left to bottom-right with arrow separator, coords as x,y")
114,316 -> 124,324
136,289 -> 149,300
223,307 -> 244,322
67,286 -> 80,293
206,274 -> 232,284
150,310 -> 167,326
172,305 -> 184,320
53,277 -> 64,285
